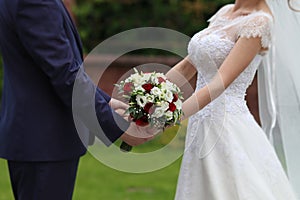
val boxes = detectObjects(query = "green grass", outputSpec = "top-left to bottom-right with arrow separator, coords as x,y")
0,160 -> 13,200
0,154 -> 182,200
0,124 -> 187,200
74,153 -> 182,200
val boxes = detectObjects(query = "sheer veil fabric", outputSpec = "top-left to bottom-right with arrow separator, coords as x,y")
259,0 -> 300,195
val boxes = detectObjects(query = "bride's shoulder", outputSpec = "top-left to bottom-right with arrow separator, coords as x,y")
248,3 -> 273,22
238,10 -> 274,49
217,4 -> 234,14
243,10 -> 273,26
208,4 -> 234,22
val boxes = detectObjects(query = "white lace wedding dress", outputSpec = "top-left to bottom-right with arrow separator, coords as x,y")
175,4 -> 298,200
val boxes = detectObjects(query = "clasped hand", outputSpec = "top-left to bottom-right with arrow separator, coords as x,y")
109,98 -> 162,146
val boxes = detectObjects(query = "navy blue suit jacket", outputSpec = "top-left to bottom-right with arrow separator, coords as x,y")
0,0 -> 129,161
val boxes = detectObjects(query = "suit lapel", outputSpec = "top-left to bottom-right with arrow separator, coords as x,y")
58,0 -> 84,59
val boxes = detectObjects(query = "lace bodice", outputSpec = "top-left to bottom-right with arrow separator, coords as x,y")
188,4 -> 273,121
175,6 -> 298,199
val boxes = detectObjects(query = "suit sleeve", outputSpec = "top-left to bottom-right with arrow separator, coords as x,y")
96,87 -> 111,103
15,0 -> 129,145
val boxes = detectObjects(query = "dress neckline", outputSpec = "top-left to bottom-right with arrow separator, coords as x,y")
222,4 -> 273,21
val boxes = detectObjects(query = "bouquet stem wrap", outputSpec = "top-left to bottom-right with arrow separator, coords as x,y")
120,141 -> 133,152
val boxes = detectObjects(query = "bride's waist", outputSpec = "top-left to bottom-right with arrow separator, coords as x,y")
192,95 -> 249,120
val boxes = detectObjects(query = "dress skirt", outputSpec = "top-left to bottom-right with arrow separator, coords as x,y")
175,111 -> 298,200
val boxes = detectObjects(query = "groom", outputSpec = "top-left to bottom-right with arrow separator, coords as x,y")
0,0 -> 152,199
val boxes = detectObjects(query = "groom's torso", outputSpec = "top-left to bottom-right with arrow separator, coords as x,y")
0,0 -> 86,161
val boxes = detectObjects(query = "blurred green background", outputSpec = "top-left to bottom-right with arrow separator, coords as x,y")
74,0 -> 233,53
0,0 -> 233,199
0,0 -> 234,100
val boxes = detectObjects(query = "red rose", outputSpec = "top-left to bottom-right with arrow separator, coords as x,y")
158,77 -> 166,83
142,83 -> 154,93
144,102 -> 153,113
123,82 -> 134,93
135,116 -> 149,126
172,94 -> 179,102
169,102 -> 177,112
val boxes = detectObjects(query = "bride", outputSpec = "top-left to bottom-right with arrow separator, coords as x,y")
166,0 -> 299,199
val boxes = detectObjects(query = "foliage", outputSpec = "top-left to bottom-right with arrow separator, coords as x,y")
74,0 -> 233,53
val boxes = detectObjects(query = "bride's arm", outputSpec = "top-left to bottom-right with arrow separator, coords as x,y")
166,56 -> 197,88
181,36 -> 263,120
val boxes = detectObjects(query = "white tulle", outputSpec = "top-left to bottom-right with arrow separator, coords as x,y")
175,4 -> 298,200
259,0 -> 300,196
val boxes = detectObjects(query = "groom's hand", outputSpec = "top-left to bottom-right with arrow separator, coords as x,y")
120,123 -> 161,146
109,98 -> 163,146
109,98 -> 128,112
109,98 -> 129,119
120,132 -> 151,147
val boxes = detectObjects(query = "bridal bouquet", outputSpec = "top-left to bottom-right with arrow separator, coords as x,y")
116,68 -> 183,152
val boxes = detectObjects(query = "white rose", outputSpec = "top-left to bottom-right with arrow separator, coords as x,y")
131,74 -> 146,86
142,73 -> 151,82
165,80 -> 175,91
130,73 -> 140,82
135,85 -> 145,93
160,101 -> 169,111
159,91 -> 166,100
152,107 -> 165,118
145,94 -> 155,103
160,82 -> 167,90
165,111 -> 174,121
174,99 -> 183,110
136,95 -> 147,107
151,87 -> 162,97
165,90 -> 174,102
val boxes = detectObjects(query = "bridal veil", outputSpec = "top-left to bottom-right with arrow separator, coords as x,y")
259,0 -> 300,194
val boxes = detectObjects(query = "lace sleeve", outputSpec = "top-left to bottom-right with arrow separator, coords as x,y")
238,14 -> 273,48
